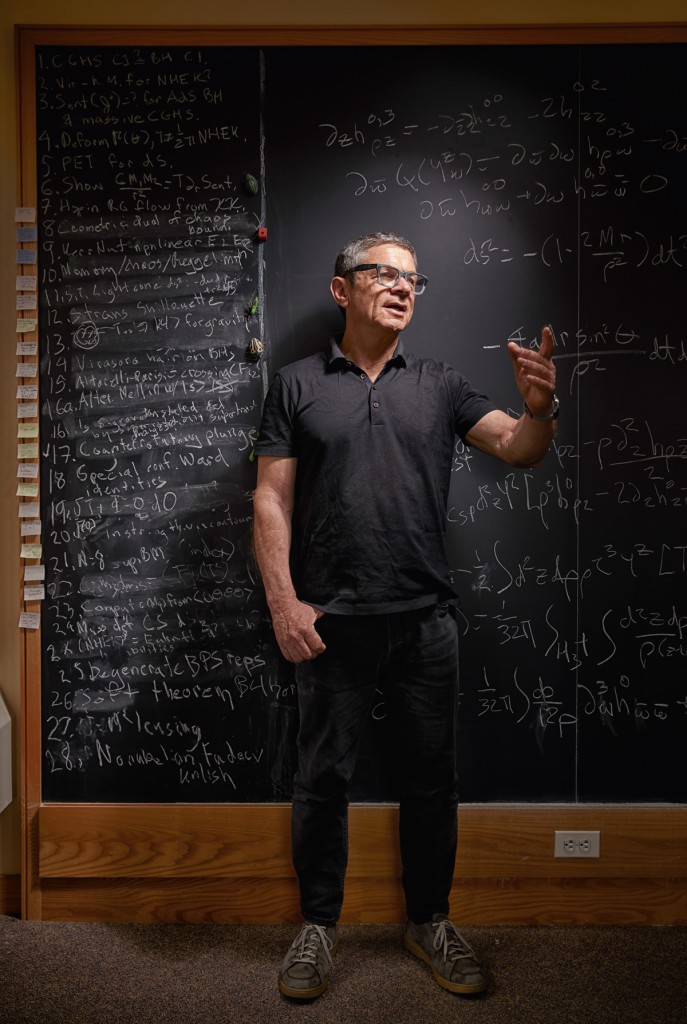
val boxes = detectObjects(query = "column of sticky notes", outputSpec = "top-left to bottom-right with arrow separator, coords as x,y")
16,207 -> 43,631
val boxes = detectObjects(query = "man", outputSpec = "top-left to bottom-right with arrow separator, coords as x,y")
253,232 -> 557,1000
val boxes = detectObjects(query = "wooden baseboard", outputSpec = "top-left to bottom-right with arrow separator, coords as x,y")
34,875 -> 687,926
454,877 -> 687,926
24,804 -> 687,924
0,875 -> 20,917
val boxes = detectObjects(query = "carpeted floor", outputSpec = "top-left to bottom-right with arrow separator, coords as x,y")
1,916 -> 686,1024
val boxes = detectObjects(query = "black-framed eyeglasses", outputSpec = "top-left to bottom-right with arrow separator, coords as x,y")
347,263 -> 429,295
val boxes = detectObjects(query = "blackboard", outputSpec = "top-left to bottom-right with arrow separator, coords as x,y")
35,41 -> 687,804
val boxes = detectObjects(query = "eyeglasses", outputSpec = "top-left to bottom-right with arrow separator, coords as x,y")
347,263 -> 429,295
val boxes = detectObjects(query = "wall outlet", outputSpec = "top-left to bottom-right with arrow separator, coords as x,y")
554,830 -> 601,858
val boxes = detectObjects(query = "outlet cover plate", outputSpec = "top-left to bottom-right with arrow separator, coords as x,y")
554,830 -> 601,858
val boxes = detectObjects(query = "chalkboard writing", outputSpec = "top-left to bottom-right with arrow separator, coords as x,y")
266,45 -> 687,802
37,46 -> 297,801
37,43 -> 687,803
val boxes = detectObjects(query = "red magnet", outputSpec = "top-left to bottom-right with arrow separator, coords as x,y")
256,226 -> 268,241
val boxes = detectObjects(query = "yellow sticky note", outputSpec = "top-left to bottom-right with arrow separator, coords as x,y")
20,543 -> 42,559
17,482 -> 39,497
18,423 -> 39,438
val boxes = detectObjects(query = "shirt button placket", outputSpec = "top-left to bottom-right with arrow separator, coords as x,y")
370,384 -> 381,423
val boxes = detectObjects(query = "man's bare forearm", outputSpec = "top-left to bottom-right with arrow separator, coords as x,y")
253,489 -> 298,614
253,456 -> 326,663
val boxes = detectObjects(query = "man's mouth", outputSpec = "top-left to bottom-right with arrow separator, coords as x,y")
385,301 -> 407,315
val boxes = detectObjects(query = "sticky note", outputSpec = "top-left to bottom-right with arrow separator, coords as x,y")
17,443 -> 39,459
17,227 -> 38,242
16,295 -> 37,311
24,565 -> 45,581
16,250 -> 37,265
17,482 -> 39,497
17,464 -> 39,479
18,423 -> 39,438
16,363 -> 38,377
15,207 -> 36,222
17,403 -> 38,418
20,543 -> 42,559
19,612 -> 40,630
24,586 -> 45,602
17,385 -> 38,399
16,342 -> 37,356
18,503 -> 40,518
16,318 -> 37,332
21,519 -> 42,535
16,275 -> 37,291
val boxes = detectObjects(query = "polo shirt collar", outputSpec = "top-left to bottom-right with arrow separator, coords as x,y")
327,336 -> 407,370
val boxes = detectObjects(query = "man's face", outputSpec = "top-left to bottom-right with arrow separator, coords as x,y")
334,243 -> 418,336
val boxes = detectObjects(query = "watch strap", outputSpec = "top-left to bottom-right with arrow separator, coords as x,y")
523,394 -> 560,421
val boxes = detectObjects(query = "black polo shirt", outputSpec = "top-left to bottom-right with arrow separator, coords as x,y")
255,338 -> 495,614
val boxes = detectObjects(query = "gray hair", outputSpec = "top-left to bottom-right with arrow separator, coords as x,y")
334,231 -> 417,278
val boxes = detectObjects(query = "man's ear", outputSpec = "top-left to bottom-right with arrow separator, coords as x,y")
330,275 -> 349,308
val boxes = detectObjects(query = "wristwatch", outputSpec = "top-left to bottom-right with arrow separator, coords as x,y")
523,395 -> 560,421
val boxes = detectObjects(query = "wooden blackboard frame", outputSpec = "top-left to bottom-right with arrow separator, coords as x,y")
16,23 -> 687,924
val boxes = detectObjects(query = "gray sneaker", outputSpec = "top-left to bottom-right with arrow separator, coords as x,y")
404,914 -> 487,994
278,922 -> 339,999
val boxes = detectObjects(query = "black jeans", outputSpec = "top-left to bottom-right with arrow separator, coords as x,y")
292,603 -> 459,926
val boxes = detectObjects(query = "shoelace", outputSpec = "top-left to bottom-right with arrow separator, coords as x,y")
432,920 -> 476,963
291,924 -> 334,967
